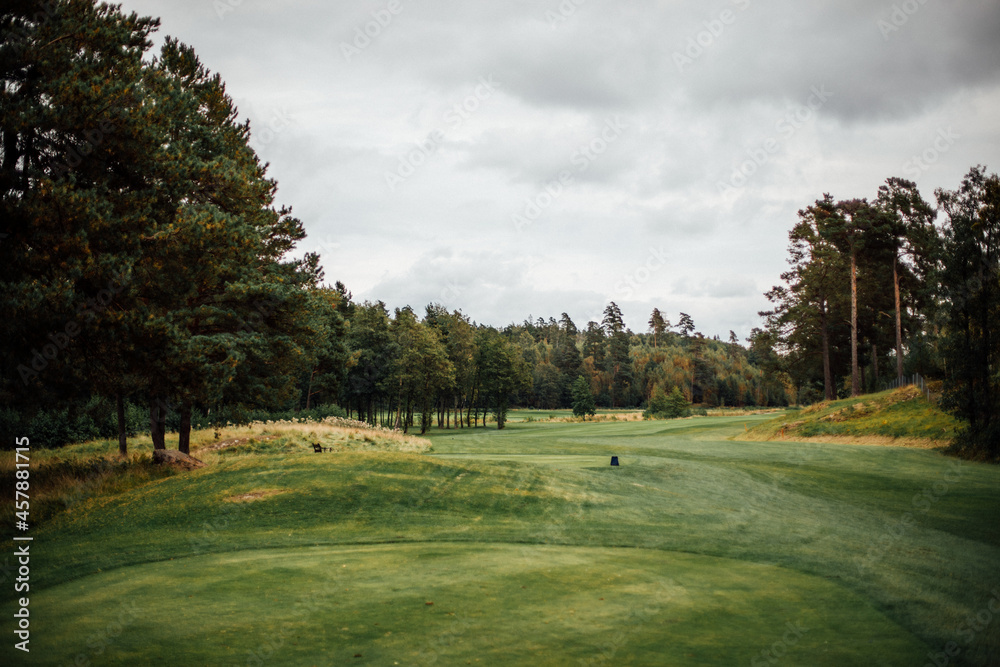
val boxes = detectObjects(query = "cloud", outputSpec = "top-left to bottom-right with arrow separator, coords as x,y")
115,0 -> 1000,341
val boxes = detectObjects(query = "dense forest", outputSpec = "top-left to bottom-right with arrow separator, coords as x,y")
2,1 -> 997,458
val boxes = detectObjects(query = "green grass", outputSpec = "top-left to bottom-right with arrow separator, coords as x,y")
2,416 -> 998,665
741,386 -> 963,444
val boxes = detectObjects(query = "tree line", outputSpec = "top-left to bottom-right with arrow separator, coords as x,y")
759,168 -> 999,456
1,2 -> 790,453
332,300 -> 787,435
3,2 -> 995,459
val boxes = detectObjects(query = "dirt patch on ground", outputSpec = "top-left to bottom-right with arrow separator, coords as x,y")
201,435 -> 278,452
223,489 -> 286,503
152,449 -> 206,470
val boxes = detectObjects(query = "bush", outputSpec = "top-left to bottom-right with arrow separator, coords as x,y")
644,386 -> 691,419
1,397 -> 151,450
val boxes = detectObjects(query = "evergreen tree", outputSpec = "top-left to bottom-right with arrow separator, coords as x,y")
475,330 -> 530,429
571,376 -> 596,417
817,198 -> 892,396
345,300 -> 398,425
875,178 -> 941,382
140,38 -> 328,452
763,197 -> 849,400
937,166 -> 1000,457
601,303 -> 631,407
1,0 -> 162,452
582,321 -> 606,367
648,308 -> 668,348
676,313 -> 695,337
533,363 -> 563,409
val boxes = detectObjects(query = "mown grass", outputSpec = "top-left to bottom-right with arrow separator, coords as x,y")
2,415 -> 998,665
738,386 -> 962,446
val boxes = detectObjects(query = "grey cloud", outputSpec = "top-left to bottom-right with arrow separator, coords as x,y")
114,0 -> 999,341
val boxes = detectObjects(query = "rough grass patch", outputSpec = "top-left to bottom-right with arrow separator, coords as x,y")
735,386 -> 961,448
0,453 -> 175,526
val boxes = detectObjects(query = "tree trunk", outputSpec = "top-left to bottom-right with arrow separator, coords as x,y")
178,405 -> 192,455
872,343 -> 879,388
305,369 -> 317,410
116,393 -> 127,456
894,256 -> 904,381
821,299 -> 834,401
149,398 -> 166,450
394,382 -> 403,430
850,249 -> 860,397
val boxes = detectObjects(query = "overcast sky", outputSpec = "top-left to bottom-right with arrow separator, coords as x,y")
117,0 -> 1000,339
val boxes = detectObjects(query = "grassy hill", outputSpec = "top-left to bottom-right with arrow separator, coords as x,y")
737,386 -> 962,448
3,415 -> 999,665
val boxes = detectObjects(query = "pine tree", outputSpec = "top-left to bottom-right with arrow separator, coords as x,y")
875,178 -> 941,382
817,198 -> 892,396
648,308 -> 668,348
677,313 -> 695,338
937,166 -> 1000,457
138,38 -> 331,452
1,0 -> 162,452
475,330 -> 530,429
762,197 -> 849,400
571,376 -> 596,417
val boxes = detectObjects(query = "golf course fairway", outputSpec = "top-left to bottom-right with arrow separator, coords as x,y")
4,415 -> 999,665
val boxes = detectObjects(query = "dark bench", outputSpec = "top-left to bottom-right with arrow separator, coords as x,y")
312,443 -> 330,453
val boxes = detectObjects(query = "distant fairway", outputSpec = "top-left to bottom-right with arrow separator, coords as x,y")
4,416 -> 999,665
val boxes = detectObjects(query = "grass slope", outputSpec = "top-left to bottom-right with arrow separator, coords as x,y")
2,416 -> 998,665
738,386 -> 962,447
